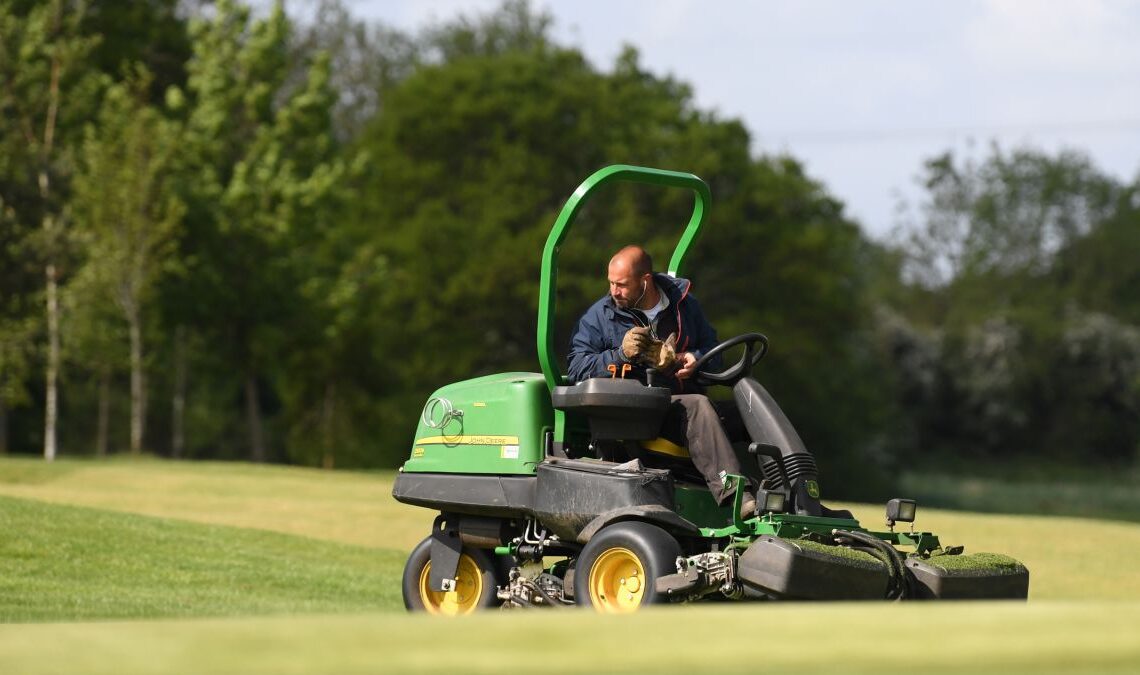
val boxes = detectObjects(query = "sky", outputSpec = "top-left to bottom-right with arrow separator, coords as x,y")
342,0 -> 1140,239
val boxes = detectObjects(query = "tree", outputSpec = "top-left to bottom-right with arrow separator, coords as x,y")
0,0 -> 105,460
291,0 -> 420,142
71,72 -> 184,455
897,144 -> 1119,291
886,144 -> 1140,464
0,194 -> 39,454
170,0 -> 345,461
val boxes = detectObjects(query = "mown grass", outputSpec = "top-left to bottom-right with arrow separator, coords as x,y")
2,455 -> 1140,673
0,456 -> 429,550
0,494 -> 404,621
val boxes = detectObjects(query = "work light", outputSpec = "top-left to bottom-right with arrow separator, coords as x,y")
757,489 -> 786,515
886,498 -> 917,527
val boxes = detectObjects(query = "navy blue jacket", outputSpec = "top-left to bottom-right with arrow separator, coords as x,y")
567,274 -> 720,393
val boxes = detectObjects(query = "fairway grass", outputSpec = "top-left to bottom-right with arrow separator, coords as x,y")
0,456 -> 430,551
2,602 -> 1139,674
3,456 -> 1140,674
0,495 -> 403,621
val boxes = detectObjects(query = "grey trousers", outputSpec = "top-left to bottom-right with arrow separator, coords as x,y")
662,394 -> 747,505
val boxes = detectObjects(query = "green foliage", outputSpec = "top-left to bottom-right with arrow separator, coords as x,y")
1,0 -> 1135,481
900,144 -> 1119,288
70,72 -> 184,331
887,145 -> 1140,465
80,0 -> 191,100
164,0 -> 352,462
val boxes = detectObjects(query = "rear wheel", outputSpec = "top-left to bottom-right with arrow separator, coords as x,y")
402,536 -> 498,615
573,521 -> 681,613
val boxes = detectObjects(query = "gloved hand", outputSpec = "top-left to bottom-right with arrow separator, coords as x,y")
645,333 -> 678,370
621,326 -> 652,360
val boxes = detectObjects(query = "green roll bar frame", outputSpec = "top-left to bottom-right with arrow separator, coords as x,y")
536,164 -> 712,393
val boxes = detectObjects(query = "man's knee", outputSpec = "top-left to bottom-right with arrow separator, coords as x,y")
672,393 -> 715,420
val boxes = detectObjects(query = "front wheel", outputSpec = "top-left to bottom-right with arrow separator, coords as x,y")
573,521 -> 681,613
402,536 -> 499,615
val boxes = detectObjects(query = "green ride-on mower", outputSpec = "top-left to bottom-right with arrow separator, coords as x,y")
392,165 -> 1029,614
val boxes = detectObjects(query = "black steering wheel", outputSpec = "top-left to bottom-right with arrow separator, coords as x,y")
691,332 -> 769,387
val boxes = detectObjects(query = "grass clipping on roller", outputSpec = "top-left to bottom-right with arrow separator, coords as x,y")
786,537 -> 1026,577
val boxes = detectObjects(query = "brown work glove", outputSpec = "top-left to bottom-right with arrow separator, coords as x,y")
645,332 -> 678,370
621,326 -> 652,360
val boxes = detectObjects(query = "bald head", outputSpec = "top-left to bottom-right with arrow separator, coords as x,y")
607,245 -> 656,309
610,245 -> 654,278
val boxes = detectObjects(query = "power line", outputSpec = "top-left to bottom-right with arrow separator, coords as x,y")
761,118 -> 1140,145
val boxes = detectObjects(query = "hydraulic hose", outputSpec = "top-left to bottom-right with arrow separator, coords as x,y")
529,580 -> 568,608
833,529 -> 911,600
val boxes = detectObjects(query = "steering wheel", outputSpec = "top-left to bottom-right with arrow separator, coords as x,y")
691,332 -> 769,387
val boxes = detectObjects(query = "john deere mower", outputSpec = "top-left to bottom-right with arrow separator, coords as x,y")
392,165 -> 1029,614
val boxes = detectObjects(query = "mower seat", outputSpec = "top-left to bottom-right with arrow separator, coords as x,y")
551,378 -> 671,441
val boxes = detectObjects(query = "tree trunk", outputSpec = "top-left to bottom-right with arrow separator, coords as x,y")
321,381 -> 335,470
96,365 -> 110,457
128,307 -> 145,455
44,260 -> 60,462
171,325 -> 186,459
40,38 -> 63,463
245,373 -> 265,462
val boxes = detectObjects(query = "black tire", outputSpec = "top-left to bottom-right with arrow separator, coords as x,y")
401,536 -> 498,615
573,521 -> 681,613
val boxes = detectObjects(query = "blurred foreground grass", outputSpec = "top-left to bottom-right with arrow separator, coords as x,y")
1,603 -> 1138,674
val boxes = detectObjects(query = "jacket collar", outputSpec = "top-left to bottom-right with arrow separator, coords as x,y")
602,273 -> 691,318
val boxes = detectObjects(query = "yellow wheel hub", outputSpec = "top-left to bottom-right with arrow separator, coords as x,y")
588,547 -> 647,613
418,553 -> 484,616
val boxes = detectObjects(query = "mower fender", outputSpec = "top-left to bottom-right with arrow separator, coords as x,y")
428,515 -> 462,592
575,505 -> 701,545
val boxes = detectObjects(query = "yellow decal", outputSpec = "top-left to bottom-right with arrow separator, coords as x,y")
473,402 -> 487,407
415,435 -> 521,446
412,447 -> 425,458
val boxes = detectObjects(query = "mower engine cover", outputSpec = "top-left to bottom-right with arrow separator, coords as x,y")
404,372 -> 553,475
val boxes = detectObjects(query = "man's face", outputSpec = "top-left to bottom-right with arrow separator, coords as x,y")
608,261 -> 647,309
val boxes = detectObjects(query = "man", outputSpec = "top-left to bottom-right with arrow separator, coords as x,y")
567,245 -> 756,517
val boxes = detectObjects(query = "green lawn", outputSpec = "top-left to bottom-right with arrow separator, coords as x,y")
2,456 -> 1140,673
0,495 -> 404,621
